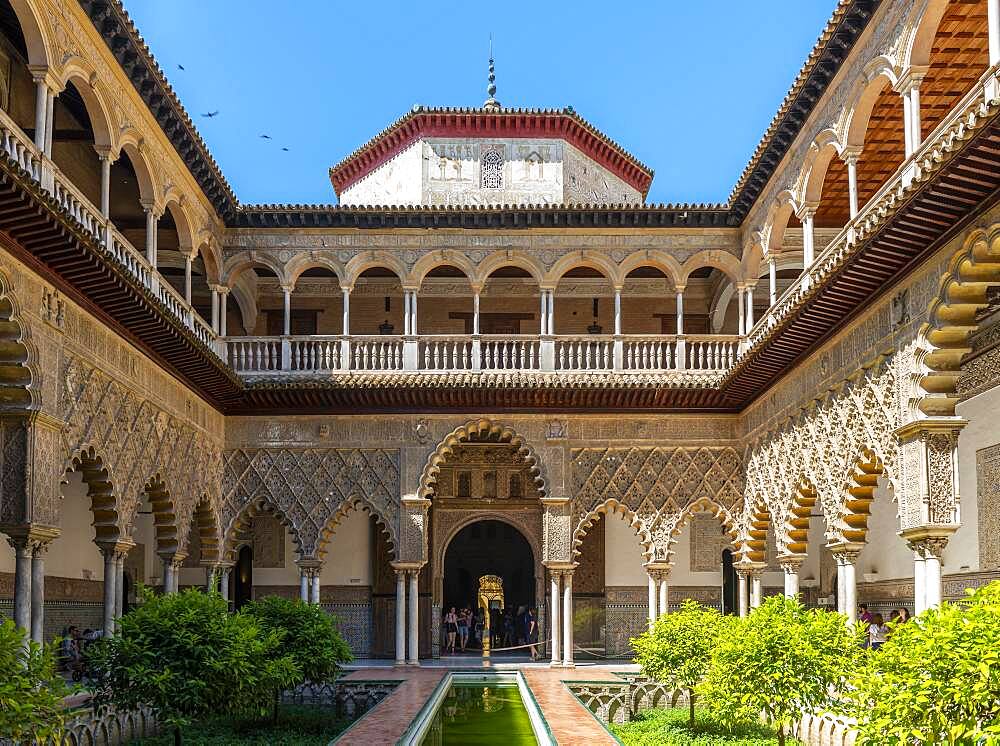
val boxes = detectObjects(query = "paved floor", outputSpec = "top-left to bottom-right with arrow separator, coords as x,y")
337,661 -> 635,744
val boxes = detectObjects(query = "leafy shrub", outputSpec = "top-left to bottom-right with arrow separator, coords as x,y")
610,706 -> 801,746
243,596 -> 352,719
698,596 -> 859,746
0,619 -> 70,742
87,588 -> 299,744
132,704 -> 351,745
631,599 -> 731,726
847,580 -> 1000,745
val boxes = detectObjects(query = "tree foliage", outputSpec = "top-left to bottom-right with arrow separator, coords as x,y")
632,599 -> 731,726
847,581 -> 1000,745
698,596 -> 860,746
86,588 -> 299,743
244,596 -> 352,687
0,620 -> 70,742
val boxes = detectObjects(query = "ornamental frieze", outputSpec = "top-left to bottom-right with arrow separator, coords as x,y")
221,447 -> 401,558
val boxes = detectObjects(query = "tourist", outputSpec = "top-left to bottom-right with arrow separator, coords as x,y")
60,626 -> 83,681
526,608 -> 539,661
858,603 -> 873,624
457,607 -> 469,652
867,613 -> 889,650
473,608 -> 484,647
444,607 -> 458,654
502,609 -> 515,648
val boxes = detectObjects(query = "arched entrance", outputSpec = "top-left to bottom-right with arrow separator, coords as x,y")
443,520 -> 535,612
233,545 -> 253,610
721,548 -> 737,615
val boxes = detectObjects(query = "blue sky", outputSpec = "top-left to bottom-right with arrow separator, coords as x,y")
123,1 -> 836,206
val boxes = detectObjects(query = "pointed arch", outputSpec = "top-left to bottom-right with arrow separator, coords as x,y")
0,264 -> 36,412
185,495 -> 222,564
835,447 -> 887,546
666,497 -> 741,561
315,496 -> 397,561
141,474 -> 180,558
418,418 -> 546,500
743,498 -> 772,565
64,446 -> 121,544
782,478 -> 819,559
571,498 -> 653,562
223,497 -> 305,562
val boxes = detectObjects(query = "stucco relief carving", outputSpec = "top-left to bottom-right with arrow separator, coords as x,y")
221,447 -> 400,558
743,356 -> 899,550
59,355 -> 223,546
570,446 -> 743,559
976,444 -> 1000,570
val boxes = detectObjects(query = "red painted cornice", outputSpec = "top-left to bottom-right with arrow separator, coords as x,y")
328,108 -> 655,199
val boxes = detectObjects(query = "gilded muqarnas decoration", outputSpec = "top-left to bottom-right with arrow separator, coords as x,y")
59,355 -> 223,549
743,356 -> 900,551
221,447 -> 400,558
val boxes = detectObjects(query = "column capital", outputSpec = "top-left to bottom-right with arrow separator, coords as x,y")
795,202 -> 819,221
279,282 -> 295,295
776,555 -> 805,573
673,284 -> 686,294
28,64 -> 60,91
894,65 -> 929,93
93,144 -> 114,161
826,541 -> 864,563
544,561 -> 577,573
2,523 -> 60,552
390,561 -> 424,573
296,557 -> 323,571
900,526 -> 955,559
208,283 -> 228,294
97,539 -> 135,558
734,560 -> 766,577
156,549 -> 186,567
840,145 -> 863,165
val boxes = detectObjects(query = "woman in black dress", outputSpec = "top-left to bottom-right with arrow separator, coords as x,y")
527,608 -> 539,661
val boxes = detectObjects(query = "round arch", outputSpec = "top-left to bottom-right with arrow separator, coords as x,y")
409,253 -> 477,288
680,250 -> 743,286
800,132 -> 843,206
7,0 -> 51,67
902,0 -> 952,69
843,60 -> 898,149
162,199 -> 196,254
285,254 -> 347,289
221,253 -> 287,288
473,253 -> 545,286
418,418 -> 546,500
544,251 -> 621,287
116,139 -> 160,207
617,250 -> 683,288
57,65 -> 115,151
344,252 -> 408,288
762,192 -> 800,259
434,511 -> 542,608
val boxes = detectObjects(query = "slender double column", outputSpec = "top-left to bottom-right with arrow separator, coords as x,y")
550,570 -> 562,665
392,564 -> 422,665
779,556 -> 804,599
7,530 -> 58,645
736,568 -> 750,618
906,535 -> 950,613
561,570 -> 574,668
829,545 -> 861,623
407,570 -> 419,666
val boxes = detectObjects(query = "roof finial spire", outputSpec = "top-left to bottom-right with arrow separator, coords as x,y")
484,34 -> 500,111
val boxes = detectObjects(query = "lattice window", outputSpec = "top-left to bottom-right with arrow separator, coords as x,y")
481,149 -> 504,189
457,471 -> 472,498
508,473 -> 522,499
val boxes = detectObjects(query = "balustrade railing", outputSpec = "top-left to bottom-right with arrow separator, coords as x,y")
224,333 -> 742,376
555,336 -> 613,371
0,107 -> 40,181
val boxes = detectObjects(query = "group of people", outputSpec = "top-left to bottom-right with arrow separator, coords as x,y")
858,604 -> 910,650
442,604 -> 540,660
59,625 -> 103,681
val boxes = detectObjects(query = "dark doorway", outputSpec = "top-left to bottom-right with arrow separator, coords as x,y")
233,545 -> 253,610
721,548 -> 737,615
443,520 -> 535,614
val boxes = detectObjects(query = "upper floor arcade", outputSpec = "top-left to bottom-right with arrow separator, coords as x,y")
0,0 -> 998,412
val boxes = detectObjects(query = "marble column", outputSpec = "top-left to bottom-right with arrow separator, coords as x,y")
647,571 -> 657,629
800,208 -> 816,268
546,290 -> 555,335
101,547 -> 116,636
162,560 -> 175,595
282,286 -> 292,335
407,570 -> 419,665
562,571 -> 574,668
613,289 -> 622,335
395,569 -> 406,665
910,543 -> 927,615
98,151 -> 112,218
342,287 -> 351,335
143,206 -> 158,267
550,571 -> 561,666
736,570 -> 749,618
220,568 -> 231,603
184,255 -> 193,305
768,257 -> 777,306
832,549 -> 859,623
658,572 -> 670,618
11,539 -> 31,638
990,0 -> 1000,66
737,286 -> 746,335
779,557 -> 803,599
33,77 -> 49,151
299,569 -> 310,601
218,290 -> 229,336
30,542 -> 47,644
472,290 -> 480,335
43,87 -> 54,156
675,289 -> 684,335
114,551 -> 126,617
210,286 -> 220,332
750,572 -> 762,609
843,148 -> 861,219
311,571 -> 321,605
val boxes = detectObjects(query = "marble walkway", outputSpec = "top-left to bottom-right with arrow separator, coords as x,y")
335,660 -> 634,745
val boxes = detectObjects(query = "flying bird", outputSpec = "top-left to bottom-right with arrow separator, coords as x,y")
282,147 -> 290,152
202,110 -> 219,118
177,64 -> 185,71
260,134 -> 271,140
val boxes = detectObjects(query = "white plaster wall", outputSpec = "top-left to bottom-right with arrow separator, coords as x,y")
0,528 -> 12,573
44,472 -> 104,581
339,141 -> 423,206
856,479 -> 912,581
952,383 -> 1000,572
319,510 -> 371,586
563,143 -> 642,205
604,512 -> 647,586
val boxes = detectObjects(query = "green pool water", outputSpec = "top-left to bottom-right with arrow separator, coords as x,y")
420,682 -> 537,745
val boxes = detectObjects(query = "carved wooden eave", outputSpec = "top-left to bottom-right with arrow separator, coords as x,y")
76,0 -> 876,226
229,203 -> 736,229
0,151 -> 243,406
78,0 -> 239,219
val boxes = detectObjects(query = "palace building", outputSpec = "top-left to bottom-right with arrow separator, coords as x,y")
1,0 -> 999,666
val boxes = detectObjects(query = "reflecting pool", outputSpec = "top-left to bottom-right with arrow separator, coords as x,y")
420,682 -> 538,745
